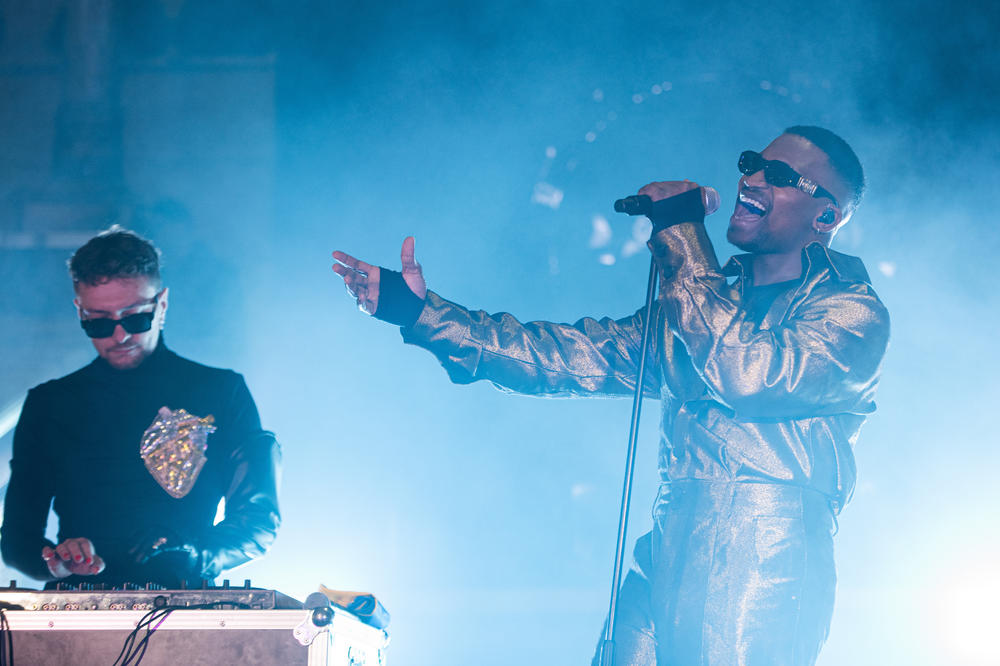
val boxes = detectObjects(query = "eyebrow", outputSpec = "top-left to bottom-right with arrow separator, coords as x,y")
80,297 -> 156,316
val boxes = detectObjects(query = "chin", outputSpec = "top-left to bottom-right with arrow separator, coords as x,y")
103,349 -> 149,370
107,358 -> 142,370
726,227 -> 756,252
729,220 -> 779,254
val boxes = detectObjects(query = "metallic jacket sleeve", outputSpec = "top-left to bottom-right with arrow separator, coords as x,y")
0,390 -> 59,581
649,222 -> 890,418
401,291 -> 662,399
194,378 -> 281,579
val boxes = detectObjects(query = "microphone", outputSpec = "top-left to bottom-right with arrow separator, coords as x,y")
614,186 -> 720,217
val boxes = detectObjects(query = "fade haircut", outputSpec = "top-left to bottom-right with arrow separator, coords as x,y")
68,226 -> 162,289
784,125 -> 865,215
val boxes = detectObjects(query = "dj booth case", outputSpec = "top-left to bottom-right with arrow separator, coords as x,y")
0,607 -> 388,665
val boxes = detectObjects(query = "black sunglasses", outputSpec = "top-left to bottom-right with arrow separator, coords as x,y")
79,293 -> 161,339
738,150 -> 839,207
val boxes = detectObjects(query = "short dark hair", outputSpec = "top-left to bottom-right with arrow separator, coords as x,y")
784,125 -> 865,214
68,226 -> 162,288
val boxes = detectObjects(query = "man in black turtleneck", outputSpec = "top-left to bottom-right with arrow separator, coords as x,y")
1,228 -> 280,588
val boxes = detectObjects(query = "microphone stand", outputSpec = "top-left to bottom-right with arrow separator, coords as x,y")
599,255 -> 658,666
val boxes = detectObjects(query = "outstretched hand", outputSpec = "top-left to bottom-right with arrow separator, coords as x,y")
332,237 -> 426,315
42,537 -> 106,578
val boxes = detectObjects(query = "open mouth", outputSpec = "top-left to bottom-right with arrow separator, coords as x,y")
737,191 -> 767,217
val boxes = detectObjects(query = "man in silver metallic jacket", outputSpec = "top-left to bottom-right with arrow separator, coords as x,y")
331,126 -> 890,665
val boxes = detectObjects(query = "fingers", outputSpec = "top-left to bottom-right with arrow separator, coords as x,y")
637,180 -> 699,201
355,270 -> 380,315
42,538 -> 101,577
88,554 -> 106,575
52,537 -> 93,569
332,251 -> 381,315
344,267 -> 379,301
56,539 -> 81,564
333,257 -> 366,293
332,251 -> 373,277
399,236 -> 427,299
331,253 -> 373,287
400,236 -> 417,270
43,549 -> 68,578
78,538 -> 95,564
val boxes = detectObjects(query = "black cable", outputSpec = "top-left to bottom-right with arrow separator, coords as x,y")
113,606 -> 168,666
123,607 -> 172,666
112,601 -> 251,666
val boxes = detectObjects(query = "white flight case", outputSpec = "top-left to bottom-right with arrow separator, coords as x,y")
0,607 -> 388,665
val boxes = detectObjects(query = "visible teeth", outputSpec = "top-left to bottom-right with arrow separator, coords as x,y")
739,192 -> 766,213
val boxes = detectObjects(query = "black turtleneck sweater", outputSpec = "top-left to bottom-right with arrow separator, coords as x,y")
1,341 -> 280,587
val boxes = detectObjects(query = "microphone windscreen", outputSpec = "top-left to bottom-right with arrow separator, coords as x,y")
702,187 -> 721,215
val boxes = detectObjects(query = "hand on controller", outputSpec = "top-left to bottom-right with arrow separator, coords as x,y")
42,537 -> 105,578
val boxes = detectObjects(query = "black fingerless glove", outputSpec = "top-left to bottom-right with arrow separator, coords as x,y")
646,186 -> 707,233
373,268 -> 425,328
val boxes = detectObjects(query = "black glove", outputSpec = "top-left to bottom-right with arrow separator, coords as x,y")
373,268 -> 425,327
646,186 -> 707,233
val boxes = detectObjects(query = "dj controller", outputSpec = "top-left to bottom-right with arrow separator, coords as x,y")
0,578 -> 302,612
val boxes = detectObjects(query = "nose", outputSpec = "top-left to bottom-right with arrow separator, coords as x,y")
112,323 -> 131,343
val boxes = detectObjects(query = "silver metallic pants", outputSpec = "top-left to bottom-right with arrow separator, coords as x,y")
593,481 -> 837,666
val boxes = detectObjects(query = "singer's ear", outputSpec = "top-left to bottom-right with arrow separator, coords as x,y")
813,206 -> 841,233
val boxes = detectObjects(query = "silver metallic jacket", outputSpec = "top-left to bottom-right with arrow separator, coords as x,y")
401,222 -> 890,512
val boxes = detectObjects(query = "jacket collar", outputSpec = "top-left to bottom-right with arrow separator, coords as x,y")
722,241 -> 873,290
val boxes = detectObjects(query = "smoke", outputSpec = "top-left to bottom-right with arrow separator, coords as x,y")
1,1 -> 997,663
